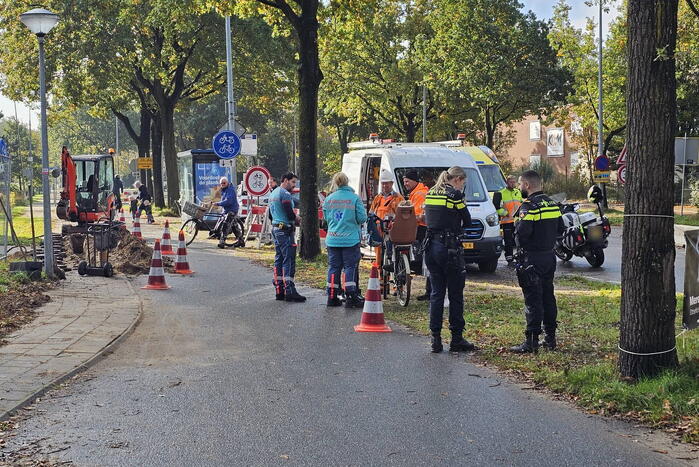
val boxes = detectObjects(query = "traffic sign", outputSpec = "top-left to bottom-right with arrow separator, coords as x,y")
594,155 -> 610,171
0,137 -> 8,157
244,166 -> 271,197
593,170 -> 611,183
617,144 -> 627,164
137,157 -> 153,169
618,165 -> 626,185
219,159 -> 236,168
212,130 -> 241,160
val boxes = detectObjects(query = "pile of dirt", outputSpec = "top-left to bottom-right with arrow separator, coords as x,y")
0,279 -> 52,342
63,228 -> 173,275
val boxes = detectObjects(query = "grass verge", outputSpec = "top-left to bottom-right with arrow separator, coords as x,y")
675,214 -> 699,227
234,245 -> 699,444
582,205 -> 699,228
4,206 -> 43,246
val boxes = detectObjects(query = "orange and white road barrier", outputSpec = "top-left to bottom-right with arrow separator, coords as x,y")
174,230 -> 194,275
160,220 -> 175,255
118,209 -> 126,223
132,212 -> 142,238
354,264 -> 392,333
142,239 -> 170,290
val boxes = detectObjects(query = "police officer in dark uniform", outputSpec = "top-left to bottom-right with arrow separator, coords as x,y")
510,170 -> 565,353
424,166 -> 476,353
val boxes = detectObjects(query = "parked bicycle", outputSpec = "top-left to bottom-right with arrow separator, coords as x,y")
180,201 -> 245,248
372,213 -> 417,307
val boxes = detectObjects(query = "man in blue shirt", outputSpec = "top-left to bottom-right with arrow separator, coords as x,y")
268,172 -> 306,302
214,177 -> 241,248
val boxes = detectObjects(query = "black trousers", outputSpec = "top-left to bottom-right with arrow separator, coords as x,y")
425,238 -> 466,334
502,223 -> 515,259
517,251 -> 557,334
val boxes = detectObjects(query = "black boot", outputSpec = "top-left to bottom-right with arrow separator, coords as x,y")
541,330 -> 556,350
431,333 -> 443,353
449,331 -> 477,352
326,296 -> 342,307
344,292 -> 364,309
285,290 -> 307,302
275,292 -> 285,301
355,289 -> 364,302
509,331 -> 540,354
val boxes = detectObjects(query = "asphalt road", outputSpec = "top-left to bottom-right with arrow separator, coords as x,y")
500,229 -> 687,293
1,241 -> 691,466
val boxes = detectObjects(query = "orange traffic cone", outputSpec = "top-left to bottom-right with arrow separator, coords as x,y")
174,230 -> 194,275
354,264 -> 392,333
142,239 -> 170,290
132,212 -> 142,238
160,220 -> 175,255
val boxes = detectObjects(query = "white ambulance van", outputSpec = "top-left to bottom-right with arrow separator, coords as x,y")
342,141 -> 503,272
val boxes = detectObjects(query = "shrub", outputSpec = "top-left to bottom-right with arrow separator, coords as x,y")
688,178 -> 699,208
545,174 -> 589,200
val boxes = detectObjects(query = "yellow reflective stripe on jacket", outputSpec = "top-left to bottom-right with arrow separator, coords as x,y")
425,195 -> 465,210
424,195 -> 448,206
521,208 -> 562,221
525,206 -> 561,215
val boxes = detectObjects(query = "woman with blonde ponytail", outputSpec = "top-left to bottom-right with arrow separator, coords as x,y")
423,166 -> 476,353
322,172 -> 368,308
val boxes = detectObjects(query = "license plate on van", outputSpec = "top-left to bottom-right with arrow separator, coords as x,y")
462,242 -> 474,249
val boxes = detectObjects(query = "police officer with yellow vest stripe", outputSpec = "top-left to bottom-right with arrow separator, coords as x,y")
492,175 -> 523,263
423,166 -> 476,353
510,170 -> 565,354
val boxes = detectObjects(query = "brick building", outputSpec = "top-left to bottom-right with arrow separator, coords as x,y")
501,115 -> 580,176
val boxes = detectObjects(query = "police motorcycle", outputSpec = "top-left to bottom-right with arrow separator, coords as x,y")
553,186 -> 611,268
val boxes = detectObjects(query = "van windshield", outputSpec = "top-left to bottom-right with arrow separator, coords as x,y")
478,164 -> 506,192
394,167 -> 487,202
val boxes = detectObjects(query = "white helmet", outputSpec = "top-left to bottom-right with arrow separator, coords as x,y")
379,169 -> 393,183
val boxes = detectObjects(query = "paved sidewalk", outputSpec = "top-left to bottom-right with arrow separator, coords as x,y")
0,272 -> 142,419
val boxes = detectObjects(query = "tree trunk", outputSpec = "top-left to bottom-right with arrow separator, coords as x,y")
337,125 -> 349,154
151,113 -> 165,208
295,14 -> 323,260
619,0 -> 679,379
160,104 -> 180,207
115,108 -> 150,185
404,118 -> 416,143
484,108 -> 495,149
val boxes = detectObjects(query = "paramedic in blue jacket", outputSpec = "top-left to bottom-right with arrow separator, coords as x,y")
269,172 -> 306,303
323,172 -> 368,308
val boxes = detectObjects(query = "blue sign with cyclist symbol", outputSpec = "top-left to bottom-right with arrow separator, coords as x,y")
212,130 -> 241,160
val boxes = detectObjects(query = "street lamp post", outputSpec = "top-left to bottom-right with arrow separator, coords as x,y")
597,1 -> 608,208
20,8 -> 59,278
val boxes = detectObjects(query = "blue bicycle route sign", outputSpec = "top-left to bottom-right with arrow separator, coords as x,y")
212,130 -> 241,160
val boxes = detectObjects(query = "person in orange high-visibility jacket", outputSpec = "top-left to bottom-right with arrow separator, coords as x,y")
369,170 -> 405,266
492,175 -> 523,263
403,170 -> 431,300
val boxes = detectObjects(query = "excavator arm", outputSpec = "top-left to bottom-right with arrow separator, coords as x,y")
57,146 -> 78,221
